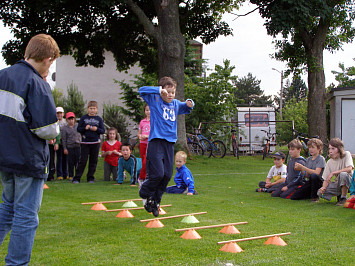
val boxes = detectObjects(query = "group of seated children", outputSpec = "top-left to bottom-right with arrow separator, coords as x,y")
257,137 -> 354,206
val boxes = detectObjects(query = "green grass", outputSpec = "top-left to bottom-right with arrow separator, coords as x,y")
1,156 -> 354,265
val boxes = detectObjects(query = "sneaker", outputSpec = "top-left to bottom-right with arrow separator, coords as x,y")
193,190 -> 198,195
72,180 -> 79,184
144,197 -> 154,213
336,197 -> 347,206
88,180 -> 95,184
68,177 -> 73,181
311,198 -> 319,203
256,188 -> 267,192
152,203 -> 160,217
57,176 -> 63,180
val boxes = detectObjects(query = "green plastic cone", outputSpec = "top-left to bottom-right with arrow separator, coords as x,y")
181,215 -> 200,223
122,201 -> 138,208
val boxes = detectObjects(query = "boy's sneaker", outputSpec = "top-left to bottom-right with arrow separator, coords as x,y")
152,203 -> 160,217
72,180 -> 79,184
336,197 -> 347,206
144,197 -> 154,213
255,188 -> 267,192
193,190 -> 198,195
57,176 -> 63,180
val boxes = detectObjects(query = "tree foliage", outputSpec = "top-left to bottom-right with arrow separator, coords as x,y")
51,87 -> 65,108
283,77 -> 308,103
233,72 -> 273,107
102,102 -> 130,140
62,82 -> 86,118
249,0 -> 355,141
331,59 -> 355,87
185,59 -> 238,130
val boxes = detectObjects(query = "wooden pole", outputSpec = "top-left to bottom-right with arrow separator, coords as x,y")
140,212 -> 207,222
217,232 -> 291,245
81,199 -> 143,205
175,222 -> 248,232
106,204 -> 172,212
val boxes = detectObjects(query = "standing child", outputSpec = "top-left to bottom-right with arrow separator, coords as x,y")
117,143 -> 141,185
61,112 -> 82,180
317,138 -> 353,206
255,152 -> 287,193
138,76 -> 194,217
101,127 -> 122,181
137,104 -> 150,186
271,139 -> 306,198
290,138 -> 326,201
55,106 -> 68,180
73,101 -> 105,183
166,151 -> 197,195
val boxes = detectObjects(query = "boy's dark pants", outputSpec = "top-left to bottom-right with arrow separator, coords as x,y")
271,183 -> 299,198
56,144 -> 68,178
258,181 -> 280,193
139,139 -> 174,204
73,143 -> 100,182
48,145 -> 56,181
290,174 -> 323,200
67,147 -> 80,178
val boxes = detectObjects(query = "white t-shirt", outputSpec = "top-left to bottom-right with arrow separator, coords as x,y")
322,151 -> 354,181
267,164 -> 287,181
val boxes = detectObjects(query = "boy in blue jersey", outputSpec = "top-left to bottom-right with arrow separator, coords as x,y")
117,143 -> 142,185
139,77 -> 194,216
166,151 -> 197,195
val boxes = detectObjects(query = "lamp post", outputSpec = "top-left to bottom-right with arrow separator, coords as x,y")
272,68 -> 284,119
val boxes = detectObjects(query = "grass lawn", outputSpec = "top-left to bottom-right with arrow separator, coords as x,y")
1,155 -> 354,265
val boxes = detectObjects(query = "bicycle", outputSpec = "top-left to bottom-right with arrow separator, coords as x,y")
223,125 -> 240,159
186,134 -> 204,156
261,129 -> 277,160
190,128 -> 226,158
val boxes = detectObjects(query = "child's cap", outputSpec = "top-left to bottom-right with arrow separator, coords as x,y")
56,107 -> 64,113
65,112 -> 75,119
271,151 -> 285,159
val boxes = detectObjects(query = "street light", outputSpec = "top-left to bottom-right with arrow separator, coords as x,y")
272,68 -> 284,119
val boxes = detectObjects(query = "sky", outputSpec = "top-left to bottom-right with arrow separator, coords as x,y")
0,3 -> 354,96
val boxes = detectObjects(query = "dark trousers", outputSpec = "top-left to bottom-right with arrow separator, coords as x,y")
73,143 -> 100,182
56,144 -> 68,178
290,174 -> 323,200
48,145 -> 56,181
271,183 -> 300,199
258,181 -> 281,193
67,146 -> 80,178
166,186 -> 186,194
139,139 -> 174,204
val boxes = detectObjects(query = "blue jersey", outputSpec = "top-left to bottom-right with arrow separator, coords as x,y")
139,86 -> 194,143
174,165 -> 195,194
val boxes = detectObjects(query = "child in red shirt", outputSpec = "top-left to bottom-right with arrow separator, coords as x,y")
137,104 -> 150,187
101,127 -> 121,181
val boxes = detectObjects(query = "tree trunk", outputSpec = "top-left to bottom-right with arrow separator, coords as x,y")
154,0 -> 187,147
306,47 -> 327,143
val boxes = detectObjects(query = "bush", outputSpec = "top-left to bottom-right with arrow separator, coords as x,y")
102,102 -> 130,139
63,82 -> 86,117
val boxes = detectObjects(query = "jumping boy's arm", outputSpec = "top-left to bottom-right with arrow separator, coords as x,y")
176,99 -> 194,115
139,86 -> 160,104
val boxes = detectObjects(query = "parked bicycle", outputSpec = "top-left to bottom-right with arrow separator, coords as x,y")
223,125 -> 240,159
190,128 -> 226,158
261,129 -> 277,160
186,134 -> 204,156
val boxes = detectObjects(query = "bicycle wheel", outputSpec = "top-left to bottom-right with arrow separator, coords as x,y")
210,140 -> 226,158
187,142 -> 204,156
199,139 -> 212,157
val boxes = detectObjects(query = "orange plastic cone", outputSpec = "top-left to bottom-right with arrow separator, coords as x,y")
145,219 -> 165,228
43,184 -> 50,189
116,210 -> 134,218
219,225 -> 241,234
91,203 -> 107,211
159,208 -> 167,215
219,242 -> 244,253
264,236 -> 287,246
180,229 -> 202,239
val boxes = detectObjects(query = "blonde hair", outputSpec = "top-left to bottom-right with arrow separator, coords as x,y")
288,139 -> 302,150
87,101 -> 98,108
329,138 -> 345,158
307,138 -> 323,154
175,151 -> 187,161
24,34 -> 60,62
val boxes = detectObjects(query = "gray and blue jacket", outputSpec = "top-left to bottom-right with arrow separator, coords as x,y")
0,60 -> 59,178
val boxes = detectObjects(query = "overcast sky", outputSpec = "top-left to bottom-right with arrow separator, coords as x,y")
0,3 -> 354,96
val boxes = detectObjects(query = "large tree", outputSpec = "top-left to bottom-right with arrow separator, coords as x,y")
0,0 -> 243,145
249,0 -> 355,142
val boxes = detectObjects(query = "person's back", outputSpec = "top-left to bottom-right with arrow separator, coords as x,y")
0,34 -> 60,265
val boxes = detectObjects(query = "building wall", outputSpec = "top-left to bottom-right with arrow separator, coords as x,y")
56,51 -> 141,116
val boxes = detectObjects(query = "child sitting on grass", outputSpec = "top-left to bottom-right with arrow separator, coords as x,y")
256,151 -> 287,193
166,151 -> 197,195
290,138 -> 326,201
271,139 -> 306,198
117,143 -> 141,186
317,138 -> 353,206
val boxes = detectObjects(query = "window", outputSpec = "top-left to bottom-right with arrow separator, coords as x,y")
244,113 -> 269,127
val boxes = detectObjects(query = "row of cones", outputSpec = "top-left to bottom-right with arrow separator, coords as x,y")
219,236 -> 287,253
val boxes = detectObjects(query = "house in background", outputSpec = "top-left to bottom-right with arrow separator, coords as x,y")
329,86 -> 355,154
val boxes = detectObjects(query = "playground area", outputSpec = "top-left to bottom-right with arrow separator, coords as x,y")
0,156 -> 353,265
